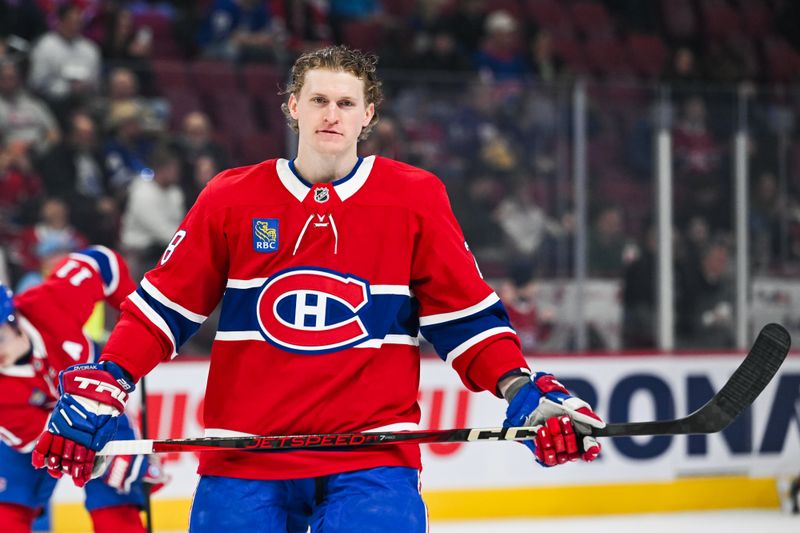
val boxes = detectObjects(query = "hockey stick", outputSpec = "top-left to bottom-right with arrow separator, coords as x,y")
139,376 -> 153,533
98,323 -> 790,456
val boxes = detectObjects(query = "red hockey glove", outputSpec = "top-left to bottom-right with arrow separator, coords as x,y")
32,361 -> 134,487
503,372 -> 605,467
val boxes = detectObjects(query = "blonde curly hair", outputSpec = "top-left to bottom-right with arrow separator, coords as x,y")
280,45 -> 384,141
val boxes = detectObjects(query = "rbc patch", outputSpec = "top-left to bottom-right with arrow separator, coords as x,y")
253,218 -> 279,253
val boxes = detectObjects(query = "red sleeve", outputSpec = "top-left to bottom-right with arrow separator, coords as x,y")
101,177 -> 230,381
16,246 -> 135,327
411,178 -> 529,395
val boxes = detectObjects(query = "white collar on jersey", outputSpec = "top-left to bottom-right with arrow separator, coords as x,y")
275,155 -> 376,203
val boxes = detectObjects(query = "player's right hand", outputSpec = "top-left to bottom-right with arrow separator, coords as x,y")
31,361 -> 135,487
503,372 -> 605,467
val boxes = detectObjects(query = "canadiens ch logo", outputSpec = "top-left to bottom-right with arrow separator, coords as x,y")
255,267 -> 372,353
253,219 -> 279,253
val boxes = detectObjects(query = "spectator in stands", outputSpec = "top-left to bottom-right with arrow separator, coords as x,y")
197,0 -> 287,63
676,236 -> 735,349
92,66 -> 164,133
27,3 -> 101,118
184,153 -> 219,207
101,4 -> 154,91
497,260 -> 548,353
328,0 -> 385,45
14,231 -> 77,293
622,222 -> 656,349
0,136 -> 43,232
449,172 -> 505,261
474,10 -> 528,83
494,176 -> 563,266
673,95 -> 726,229
103,100 -> 154,194
358,115 -> 406,161
36,111 -> 118,246
0,59 -> 60,154
526,30 -> 563,83
120,144 -> 185,280
172,110 -> 228,200
279,0 -> 333,53
12,197 -> 87,277
588,205 -> 628,277
440,0 -> 487,57
665,46 -> 703,84
411,28 -> 473,73
750,171 -> 784,273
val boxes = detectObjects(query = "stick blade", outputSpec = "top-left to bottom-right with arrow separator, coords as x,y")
707,322 -> 791,428
595,323 -> 791,437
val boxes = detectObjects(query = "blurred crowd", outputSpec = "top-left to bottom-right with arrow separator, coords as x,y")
1,0 -> 799,353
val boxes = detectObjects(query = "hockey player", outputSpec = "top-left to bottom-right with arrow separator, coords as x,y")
33,46 -> 605,532
0,247 -> 162,533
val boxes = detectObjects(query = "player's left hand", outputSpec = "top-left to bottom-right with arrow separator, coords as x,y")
98,453 -> 170,495
503,372 -> 605,467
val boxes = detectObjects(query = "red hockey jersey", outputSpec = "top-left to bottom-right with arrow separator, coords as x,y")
0,247 -> 135,452
102,156 -> 529,479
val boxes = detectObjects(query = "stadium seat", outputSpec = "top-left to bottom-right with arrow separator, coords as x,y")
660,0 -> 697,42
191,60 -> 239,94
551,35 -> 588,74
627,33 -> 668,79
524,0 -> 572,35
341,20 -> 385,52
382,0 -> 416,17
160,87 -> 204,129
206,93 -> 259,138
763,37 -> 800,82
739,0 -> 773,38
700,0 -> 742,41
584,36 -> 632,77
152,60 -> 191,92
238,131 -> 285,165
241,64 -> 284,98
569,1 -> 614,38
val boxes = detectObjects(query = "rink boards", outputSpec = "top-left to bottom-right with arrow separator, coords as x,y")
51,351 -> 800,531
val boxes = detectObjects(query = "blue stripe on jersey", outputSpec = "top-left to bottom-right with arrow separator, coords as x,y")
135,286 -> 201,349
75,247 -> 115,288
420,300 -> 514,361
218,287 -> 418,340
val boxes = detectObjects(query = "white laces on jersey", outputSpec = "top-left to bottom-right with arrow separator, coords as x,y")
292,213 -> 340,255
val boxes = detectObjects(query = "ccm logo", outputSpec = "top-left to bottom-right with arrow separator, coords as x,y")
73,377 -> 129,404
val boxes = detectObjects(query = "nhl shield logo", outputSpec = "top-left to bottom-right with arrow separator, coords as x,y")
314,187 -> 330,203
253,218 -> 279,253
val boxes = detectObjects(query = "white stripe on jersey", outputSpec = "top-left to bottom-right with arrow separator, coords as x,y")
0,425 -> 22,446
355,334 -> 419,348
225,279 -> 411,297
214,331 -> 419,348
419,293 -> 500,327
226,278 -> 267,289
369,285 -> 412,296
91,245 -> 120,296
129,291 -> 178,358
215,331 -> 263,342
445,326 -> 516,366
0,364 -> 35,377
141,278 -> 207,323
